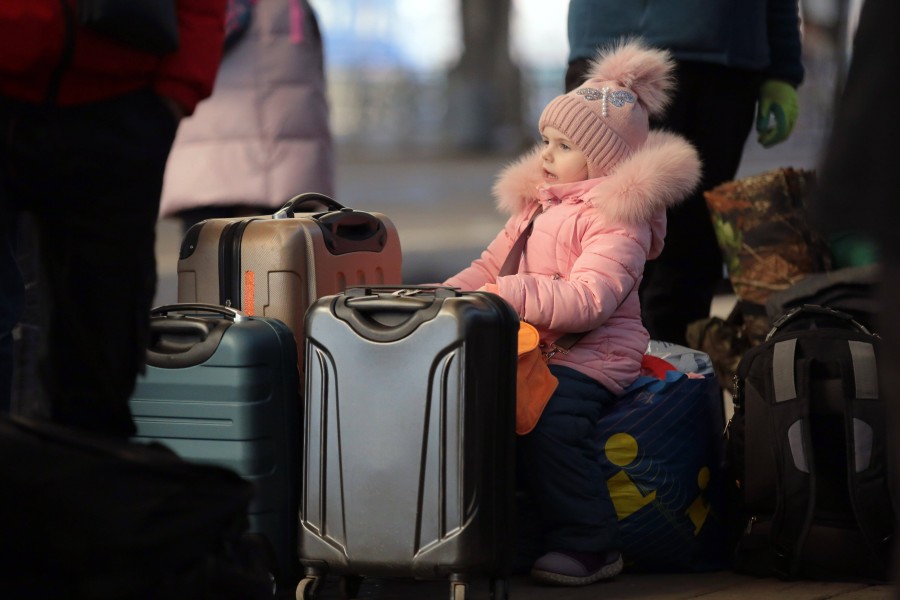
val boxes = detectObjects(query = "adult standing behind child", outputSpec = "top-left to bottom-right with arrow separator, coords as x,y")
565,0 -> 805,345
443,40 -> 700,586
160,0 -> 334,232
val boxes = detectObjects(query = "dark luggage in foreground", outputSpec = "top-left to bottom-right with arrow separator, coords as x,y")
176,193 -> 402,374
726,304 -> 893,581
297,287 -> 518,600
130,304 -> 299,588
0,415 -> 273,599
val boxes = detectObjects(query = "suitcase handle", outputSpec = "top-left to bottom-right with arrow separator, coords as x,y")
146,305 -> 237,367
344,285 -> 459,299
344,295 -> 433,312
150,303 -> 248,322
148,318 -> 216,348
333,290 -> 446,342
315,209 -> 388,255
272,192 -> 344,219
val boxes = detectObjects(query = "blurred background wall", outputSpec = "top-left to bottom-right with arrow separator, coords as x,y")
312,0 -> 860,159
154,0 -> 867,302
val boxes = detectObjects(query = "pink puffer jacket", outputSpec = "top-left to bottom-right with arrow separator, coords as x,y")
445,130 -> 701,394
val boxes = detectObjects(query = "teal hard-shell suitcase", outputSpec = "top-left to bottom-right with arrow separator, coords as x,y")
130,303 -> 299,589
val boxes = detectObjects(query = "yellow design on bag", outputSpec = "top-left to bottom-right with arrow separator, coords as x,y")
685,467 -> 711,534
605,433 -> 657,520
605,432 -> 712,533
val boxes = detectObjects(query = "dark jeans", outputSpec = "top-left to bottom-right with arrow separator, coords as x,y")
9,214 -> 42,416
516,365 -> 620,558
567,59 -> 760,344
0,88 -> 178,437
0,196 -> 20,415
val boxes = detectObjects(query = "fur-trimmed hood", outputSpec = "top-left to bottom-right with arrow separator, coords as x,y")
492,129 -> 701,225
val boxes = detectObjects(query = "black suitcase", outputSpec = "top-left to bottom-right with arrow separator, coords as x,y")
130,304 -> 300,588
296,286 -> 518,600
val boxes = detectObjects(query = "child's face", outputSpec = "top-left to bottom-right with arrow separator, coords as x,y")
540,126 -> 589,185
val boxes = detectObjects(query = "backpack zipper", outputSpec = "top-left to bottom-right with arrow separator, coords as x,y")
732,373 -> 743,411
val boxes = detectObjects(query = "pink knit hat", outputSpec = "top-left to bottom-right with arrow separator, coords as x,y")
539,40 -> 676,178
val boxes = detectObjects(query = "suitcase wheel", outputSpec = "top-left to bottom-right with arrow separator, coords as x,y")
339,575 -> 363,599
489,577 -> 509,600
295,574 -> 322,600
449,579 -> 467,600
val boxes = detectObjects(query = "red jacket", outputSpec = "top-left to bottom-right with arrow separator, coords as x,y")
0,0 -> 227,114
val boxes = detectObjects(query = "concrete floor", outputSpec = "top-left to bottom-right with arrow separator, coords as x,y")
285,571 -> 894,600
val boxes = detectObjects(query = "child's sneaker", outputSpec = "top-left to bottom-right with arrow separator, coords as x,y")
530,549 -> 623,586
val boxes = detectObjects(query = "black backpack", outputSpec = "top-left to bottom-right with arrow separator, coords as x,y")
725,305 -> 894,581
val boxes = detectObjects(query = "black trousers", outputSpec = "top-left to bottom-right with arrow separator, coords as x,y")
567,60 -> 761,344
517,365 -> 620,557
0,88 -> 178,437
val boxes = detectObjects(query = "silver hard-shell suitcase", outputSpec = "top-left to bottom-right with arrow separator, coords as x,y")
297,286 -> 518,600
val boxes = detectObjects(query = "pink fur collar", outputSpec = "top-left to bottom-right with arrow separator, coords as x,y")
492,130 -> 701,225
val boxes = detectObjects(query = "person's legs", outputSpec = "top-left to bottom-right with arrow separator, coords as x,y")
640,62 -> 761,345
12,89 -> 177,438
518,365 -> 621,585
564,58 -> 591,93
0,100 -> 25,414
0,192 -> 22,415
10,214 -> 43,416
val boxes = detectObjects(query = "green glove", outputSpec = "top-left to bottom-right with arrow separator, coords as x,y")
756,79 -> 799,148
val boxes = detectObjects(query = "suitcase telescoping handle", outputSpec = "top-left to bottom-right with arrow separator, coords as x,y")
272,192 -> 344,219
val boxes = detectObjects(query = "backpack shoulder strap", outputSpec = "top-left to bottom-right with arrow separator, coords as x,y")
769,329 -> 892,578
842,337 -> 893,574
765,335 -> 816,579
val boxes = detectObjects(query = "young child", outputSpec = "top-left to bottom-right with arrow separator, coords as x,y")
443,40 -> 701,586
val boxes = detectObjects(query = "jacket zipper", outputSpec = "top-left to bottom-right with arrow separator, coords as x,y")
46,0 -> 77,106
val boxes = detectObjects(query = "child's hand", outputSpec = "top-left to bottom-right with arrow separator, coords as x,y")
478,283 -> 500,294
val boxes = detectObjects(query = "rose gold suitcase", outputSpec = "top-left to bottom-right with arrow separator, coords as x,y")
176,193 -> 403,370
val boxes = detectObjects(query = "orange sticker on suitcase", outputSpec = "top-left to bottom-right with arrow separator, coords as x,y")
244,271 -> 255,315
